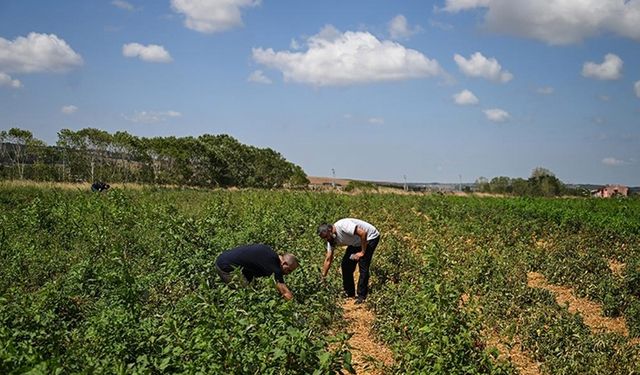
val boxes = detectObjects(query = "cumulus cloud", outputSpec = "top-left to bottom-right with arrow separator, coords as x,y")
252,25 -> 444,87
368,117 -> 385,125
635,80 -> 640,98
112,0 -> 135,11
122,43 -> 172,63
170,0 -> 260,33
123,110 -> 181,124
441,0 -> 640,45
453,89 -> 479,105
582,54 -> 623,80
536,86 -> 554,95
483,108 -> 510,122
454,52 -> 512,83
0,32 -> 83,73
602,157 -> 625,166
247,70 -> 272,84
0,72 -> 22,88
388,15 -> 421,40
61,105 -> 78,114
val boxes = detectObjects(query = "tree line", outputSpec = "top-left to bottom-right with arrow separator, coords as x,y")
474,167 -> 586,197
0,127 -> 309,188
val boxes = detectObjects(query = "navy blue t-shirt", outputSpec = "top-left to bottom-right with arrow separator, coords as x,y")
215,244 -> 285,283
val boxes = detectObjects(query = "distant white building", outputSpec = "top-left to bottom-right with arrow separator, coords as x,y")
592,185 -> 628,198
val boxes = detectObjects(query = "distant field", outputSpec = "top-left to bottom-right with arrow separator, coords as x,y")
307,176 -> 352,186
1,185 -> 639,374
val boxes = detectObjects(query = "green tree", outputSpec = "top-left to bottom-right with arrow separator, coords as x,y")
288,165 -> 310,188
112,131 -> 138,182
490,176 -> 512,194
527,167 -> 564,197
511,178 -> 529,196
2,127 -> 41,179
475,176 -> 490,193
75,128 -> 113,182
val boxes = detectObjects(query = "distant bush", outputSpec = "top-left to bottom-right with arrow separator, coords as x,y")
343,180 -> 378,192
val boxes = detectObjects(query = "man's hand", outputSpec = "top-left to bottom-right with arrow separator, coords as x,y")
276,282 -> 293,301
350,251 -> 365,261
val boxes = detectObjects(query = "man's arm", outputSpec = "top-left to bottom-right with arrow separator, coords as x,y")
350,226 -> 368,261
276,282 -> 293,300
322,249 -> 334,279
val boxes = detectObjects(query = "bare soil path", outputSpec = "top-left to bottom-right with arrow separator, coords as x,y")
341,296 -> 394,375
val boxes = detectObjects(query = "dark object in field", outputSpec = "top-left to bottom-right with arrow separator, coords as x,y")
91,181 -> 110,192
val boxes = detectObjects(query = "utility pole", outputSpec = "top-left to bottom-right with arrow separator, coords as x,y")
331,168 -> 336,189
459,174 -> 462,192
403,174 -> 408,192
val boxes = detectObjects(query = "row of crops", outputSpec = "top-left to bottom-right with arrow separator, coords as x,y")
1,185 -> 640,373
1,187 -> 354,374
360,194 -> 640,374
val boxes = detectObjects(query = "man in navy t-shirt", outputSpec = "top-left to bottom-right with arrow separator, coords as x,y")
215,244 -> 299,300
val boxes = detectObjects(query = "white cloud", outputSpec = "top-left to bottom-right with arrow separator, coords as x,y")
112,0 -> 135,11
170,0 -> 260,33
289,39 -> 301,50
453,89 -> 479,105
252,25 -> 444,87
0,72 -> 22,88
0,33 -> 83,73
602,157 -> 625,166
483,108 -> 510,122
635,80 -> 640,98
442,0 -> 490,13
368,117 -> 385,125
388,15 -> 421,40
582,54 -> 623,80
441,0 -> 640,45
61,105 -> 78,114
598,95 -> 611,101
123,110 -> 181,124
247,70 -> 272,84
454,52 -> 513,83
122,43 -> 172,63
536,86 -> 554,95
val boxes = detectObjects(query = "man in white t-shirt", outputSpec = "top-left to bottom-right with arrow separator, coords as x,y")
317,218 -> 380,304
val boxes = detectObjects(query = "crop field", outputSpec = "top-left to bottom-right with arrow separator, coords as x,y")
1,185 -> 640,374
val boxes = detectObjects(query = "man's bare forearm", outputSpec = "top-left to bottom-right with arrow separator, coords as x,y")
322,259 -> 331,277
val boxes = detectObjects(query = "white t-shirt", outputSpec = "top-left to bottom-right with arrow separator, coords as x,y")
326,218 -> 380,252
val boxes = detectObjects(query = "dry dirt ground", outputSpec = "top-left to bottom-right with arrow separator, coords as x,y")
342,299 -> 393,375
339,267 -> 393,375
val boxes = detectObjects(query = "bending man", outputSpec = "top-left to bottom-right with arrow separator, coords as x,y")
215,244 -> 299,300
318,218 -> 380,304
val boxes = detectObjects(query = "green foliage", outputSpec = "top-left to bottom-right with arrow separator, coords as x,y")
2,127 -> 307,188
343,180 -> 378,192
0,187 -> 349,373
474,168 -> 587,197
3,186 -> 640,374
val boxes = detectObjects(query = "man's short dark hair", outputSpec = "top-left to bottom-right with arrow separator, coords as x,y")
317,223 -> 332,236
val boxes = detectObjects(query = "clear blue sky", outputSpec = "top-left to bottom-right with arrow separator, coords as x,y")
1,0 -> 639,185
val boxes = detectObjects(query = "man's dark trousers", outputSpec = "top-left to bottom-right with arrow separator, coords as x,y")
341,236 -> 379,299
